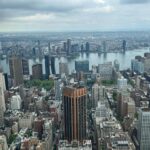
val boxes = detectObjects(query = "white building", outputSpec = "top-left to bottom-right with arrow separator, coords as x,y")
114,59 -> 120,72
58,140 -> 92,150
59,62 -> 69,76
92,65 -> 97,74
55,79 -> 63,101
19,112 -> 35,129
137,108 -> 150,150
0,71 -> 6,126
95,101 -> 110,125
91,83 -> 103,108
12,122 -> 19,134
117,76 -> 127,91
0,71 -> 6,111
11,94 -> 22,110
131,59 -> 144,74
0,135 -> 8,150
43,119 -> 53,150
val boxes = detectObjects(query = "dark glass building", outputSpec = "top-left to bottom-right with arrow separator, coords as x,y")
63,86 -> 87,142
67,39 -> 71,55
75,60 -> 89,73
22,58 -> 29,75
63,42 -> 67,52
85,42 -> 90,52
44,55 -> 50,79
32,48 -> 36,56
51,57 -> 56,74
123,40 -> 127,52
4,73 -> 9,90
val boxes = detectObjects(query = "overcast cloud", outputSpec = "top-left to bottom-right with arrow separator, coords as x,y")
121,0 -> 150,4
0,0 -> 150,32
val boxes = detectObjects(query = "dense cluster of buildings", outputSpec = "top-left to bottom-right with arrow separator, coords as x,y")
1,36 -> 150,150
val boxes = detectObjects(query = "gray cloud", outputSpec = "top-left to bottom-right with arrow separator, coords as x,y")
121,0 -> 150,4
0,0 -> 82,22
0,0 -> 109,22
1,0 -> 150,32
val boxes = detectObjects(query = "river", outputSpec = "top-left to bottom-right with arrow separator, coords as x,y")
0,48 -> 150,75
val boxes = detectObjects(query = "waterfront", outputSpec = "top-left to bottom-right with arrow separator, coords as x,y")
1,48 -> 150,75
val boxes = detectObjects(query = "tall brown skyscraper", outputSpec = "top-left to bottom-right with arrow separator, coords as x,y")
32,64 -> 43,80
9,56 -> 23,86
63,86 -> 87,142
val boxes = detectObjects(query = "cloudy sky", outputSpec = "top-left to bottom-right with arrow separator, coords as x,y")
1,0 -> 150,32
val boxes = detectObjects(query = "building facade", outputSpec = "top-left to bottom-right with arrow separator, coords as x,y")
44,55 -> 50,79
32,64 -> 43,80
75,60 -> 89,73
63,86 -> 87,142
138,108 -> 150,150
9,56 -> 24,86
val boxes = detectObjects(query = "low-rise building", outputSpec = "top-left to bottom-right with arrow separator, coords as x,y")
58,140 -> 92,150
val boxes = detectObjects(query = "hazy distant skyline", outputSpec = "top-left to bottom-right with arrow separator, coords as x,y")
1,0 -> 150,32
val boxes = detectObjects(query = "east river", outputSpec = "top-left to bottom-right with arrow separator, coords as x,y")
1,48 -> 150,75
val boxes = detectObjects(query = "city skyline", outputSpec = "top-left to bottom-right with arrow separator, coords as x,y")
1,0 -> 150,32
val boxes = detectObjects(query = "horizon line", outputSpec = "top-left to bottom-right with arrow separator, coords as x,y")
1,30 -> 150,34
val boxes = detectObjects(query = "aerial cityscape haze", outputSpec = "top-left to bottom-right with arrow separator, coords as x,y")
1,0 -> 150,150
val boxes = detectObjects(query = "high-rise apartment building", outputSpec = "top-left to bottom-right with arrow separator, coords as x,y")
63,86 -> 87,142
9,56 -> 24,86
117,76 -> 127,91
138,108 -> 150,150
0,70 -> 6,126
59,62 -> 69,76
91,83 -> 103,108
32,64 -> 43,80
98,62 -> 113,80
67,39 -> 71,55
22,58 -> 29,75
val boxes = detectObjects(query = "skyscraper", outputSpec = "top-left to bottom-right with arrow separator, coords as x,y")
0,70 -> 6,126
123,40 -> 126,52
44,55 -> 50,79
85,42 -> 90,52
48,42 -> 51,54
81,44 -> 84,52
32,64 -> 43,80
63,86 -> 87,142
114,59 -> 120,72
67,39 -> 71,55
137,108 -> 150,150
55,79 -> 62,101
51,57 -> 56,74
63,42 -> 67,52
22,58 -> 29,75
98,62 -> 113,80
92,83 -> 103,108
3,73 -> 9,90
59,62 -> 69,76
9,56 -> 23,86
103,41 -> 107,53
37,40 -> 42,56
32,48 -> 36,56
